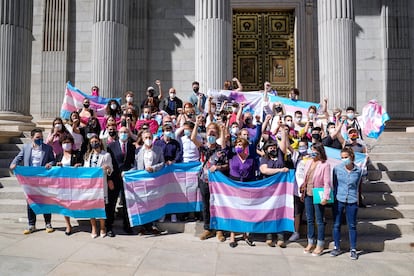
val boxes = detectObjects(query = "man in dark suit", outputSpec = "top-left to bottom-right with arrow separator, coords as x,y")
106,126 -> 135,236
10,128 -> 56,234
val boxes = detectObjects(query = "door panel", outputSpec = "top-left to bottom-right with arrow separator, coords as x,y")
233,11 -> 295,95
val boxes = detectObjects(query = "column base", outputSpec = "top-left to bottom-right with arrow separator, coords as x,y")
0,112 -> 37,133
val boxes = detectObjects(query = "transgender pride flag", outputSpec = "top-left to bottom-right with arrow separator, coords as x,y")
269,95 -> 320,121
60,81 -> 121,120
209,170 -> 295,234
15,166 -> 106,219
123,162 -> 202,227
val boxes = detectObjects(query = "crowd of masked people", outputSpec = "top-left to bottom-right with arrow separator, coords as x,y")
10,79 -> 367,260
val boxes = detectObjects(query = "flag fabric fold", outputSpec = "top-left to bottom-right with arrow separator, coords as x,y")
15,166 -> 106,219
123,162 -> 203,227
209,170 -> 295,234
358,99 -> 390,139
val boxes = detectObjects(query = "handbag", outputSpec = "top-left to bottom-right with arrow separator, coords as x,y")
312,187 -> 334,204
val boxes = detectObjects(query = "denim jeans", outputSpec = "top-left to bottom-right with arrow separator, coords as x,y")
333,201 -> 358,250
304,196 -> 326,246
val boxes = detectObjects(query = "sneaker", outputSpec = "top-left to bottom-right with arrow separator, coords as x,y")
23,225 -> 36,235
277,240 -> 286,248
199,230 -> 214,240
288,232 -> 300,242
330,248 -> 341,257
216,231 -> 226,242
350,250 -> 358,260
171,214 -> 177,223
45,224 -> 54,233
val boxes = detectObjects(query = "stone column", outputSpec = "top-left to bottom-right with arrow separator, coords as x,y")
195,0 -> 232,91
92,0 -> 129,98
0,0 -> 34,128
317,0 -> 355,109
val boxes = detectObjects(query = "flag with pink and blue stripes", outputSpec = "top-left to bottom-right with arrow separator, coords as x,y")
123,162 -> 203,226
15,166 -> 106,219
209,170 -> 295,233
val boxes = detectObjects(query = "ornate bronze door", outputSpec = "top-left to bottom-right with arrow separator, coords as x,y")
233,11 -> 295,95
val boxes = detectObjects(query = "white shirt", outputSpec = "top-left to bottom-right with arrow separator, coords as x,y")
31,146 -> 42,167
179,135 -> 201,163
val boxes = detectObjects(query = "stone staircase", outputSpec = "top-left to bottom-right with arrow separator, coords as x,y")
0,131 -> 413,252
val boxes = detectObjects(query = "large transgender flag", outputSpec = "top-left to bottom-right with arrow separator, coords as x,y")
209,170 -> 295,234
123,162 -> 203,226
60,81 -> 121,120
15,166 -> 106,219
358,99 -> 390,139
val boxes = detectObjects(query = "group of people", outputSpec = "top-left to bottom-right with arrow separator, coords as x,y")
9,79 -> 367,260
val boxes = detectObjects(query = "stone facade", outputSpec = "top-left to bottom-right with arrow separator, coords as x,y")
1,0 -> 413,125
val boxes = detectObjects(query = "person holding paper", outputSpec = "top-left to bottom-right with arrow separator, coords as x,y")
300,142 -> 331,256
330,147 -> 362,260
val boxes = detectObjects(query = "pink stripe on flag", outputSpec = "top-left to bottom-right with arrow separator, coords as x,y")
209,181 -> 292,199
16,175 -> 103,190
125,173 -> 198,194
210,205 -> 294,222
126,192 -> 199,215
27,195 -> 104,210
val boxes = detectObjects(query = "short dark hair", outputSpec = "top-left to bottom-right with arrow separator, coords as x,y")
290,88 -> 300,96
312,127 -> 322,132
346,106 -> 355,112
192,81 -> 199,86
31,128 -> 43,137
294,110 -> 303,116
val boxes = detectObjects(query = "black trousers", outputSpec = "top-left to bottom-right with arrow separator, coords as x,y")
198,180 -> 210,230
27,204 -> 51,226
105,177 -> 130,230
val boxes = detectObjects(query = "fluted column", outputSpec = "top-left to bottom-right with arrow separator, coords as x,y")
318,0 -> 355,109
92,0 -> 129,98
0,0 -> 33,116
195,0 -> 232,91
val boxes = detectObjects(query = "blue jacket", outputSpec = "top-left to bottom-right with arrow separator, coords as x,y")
333,163 -> 362,203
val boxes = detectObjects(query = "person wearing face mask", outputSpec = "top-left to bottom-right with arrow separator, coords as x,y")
135,106 -> 159,134
65,111 -> 85,152
105,100 -> 122,124
309,127 -> 323,144
47,117 -> 71,157
84,117 -> 102,146
344,128 -> 367,154
188,81 -> 206,115
100,123 -> 118,150
141,80 -> 163,113
175,121 -> 201,163
10,128 -> 56,235
176,102 -> 196,127
331,147 -> 362,260
106,127 -> 136,236
227,138 -> 258,248
191,118 -> 229,242
55,136 -> 83,235
78,98 -> 95,127
121,90 -> 140,115
83,135 -> 114,238
259,135 -> 289,248
160,87 -> 183,116
289,139 -> 311,242
300,142 -> 332,256
345,106 -> 363,140
322,121 -> 345,149
288,87 -> 300,100
154,125 -> 182,165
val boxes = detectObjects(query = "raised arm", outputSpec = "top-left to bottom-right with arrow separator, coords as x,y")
191,115 -> 204,148
155,80 -> 163,100
233,77 -> 243,91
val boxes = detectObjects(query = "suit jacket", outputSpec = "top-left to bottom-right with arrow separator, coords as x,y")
303,160 -> 332,201
10,143 -> 56,167
55,150 -> 84,166
134,145 -> 164,172
107,140 -> 135,181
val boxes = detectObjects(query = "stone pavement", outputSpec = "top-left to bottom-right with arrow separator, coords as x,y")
0,219 -> 413,276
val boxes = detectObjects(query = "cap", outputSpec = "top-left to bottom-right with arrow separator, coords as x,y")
147,86 -> 155,91
347,127 -> 357,134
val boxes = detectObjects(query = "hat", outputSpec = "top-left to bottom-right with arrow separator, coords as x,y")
147,86 -> 155,91
347,128 -> 357,134
263,139 -> 278,150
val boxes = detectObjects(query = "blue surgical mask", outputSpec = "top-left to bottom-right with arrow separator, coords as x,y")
119,133 -> 128,141
34,138 -> 43,146
184,129 -> 191,137
298,146 -> 307,154
207,135 -> 216,144
164,131 -> 175,139
310,152 -> 318,158
342,157 -> 351,166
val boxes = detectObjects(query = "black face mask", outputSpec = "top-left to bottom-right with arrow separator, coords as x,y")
193,87 -> 199,93
83,103 -> 90,108
245,118 -> 252,125
312,133 -> 321,140
148,91 -> 154,97
90,142 -> 100,149
108,131 -> 117,137
269,150 -> 277,158
121,120 -> 127,127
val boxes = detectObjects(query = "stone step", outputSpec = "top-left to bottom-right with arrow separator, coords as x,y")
0,143 -> 23,151
369,145 -> 414,153
0,199 -> 26,213
363,180 -> 414,193
0,168 -> 13,177
367,171 -> 414,182
368,152 -> 413,161
362,192 -> 414,206
369,160 -> 414,172
0,151 -> 20,159
0,187 -> 26,199
356,205 -> 414,220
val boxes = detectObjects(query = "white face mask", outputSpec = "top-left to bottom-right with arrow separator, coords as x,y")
232,107 -> 238,113
286,121 -> 293,127
110,103 -> 117,110
62,143 -> 72,151
55,124 -> 62,131
144,139 -> 152,146
231,127 -> 239,135
126,96 -> 133,103
211,108 -> 216,113
169,93 -> 176,99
